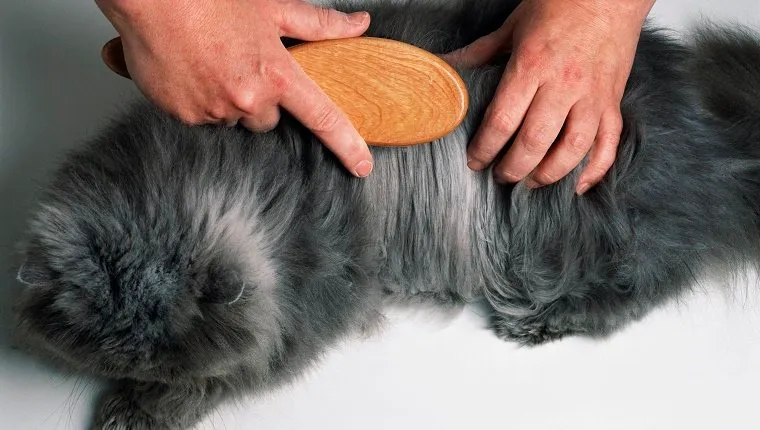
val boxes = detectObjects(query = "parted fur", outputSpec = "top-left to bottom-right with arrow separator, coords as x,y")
12,0 -> 760,428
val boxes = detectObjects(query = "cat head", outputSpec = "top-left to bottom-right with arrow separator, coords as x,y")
13,116 -> 283,383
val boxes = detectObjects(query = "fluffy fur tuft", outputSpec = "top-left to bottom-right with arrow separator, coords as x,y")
12,0 -> 760,428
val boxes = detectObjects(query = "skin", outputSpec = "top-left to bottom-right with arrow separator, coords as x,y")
96,0 -> 654,187
94,0 -> 374,178
444,0 -> 656,194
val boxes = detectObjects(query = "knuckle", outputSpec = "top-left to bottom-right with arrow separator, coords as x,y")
310,107 -> 341,133
315,7 -> 336,31
484,109 -> 518,136
230,89 -> 259,113
564,132 -> 591,156
258,109 -> 282,132
260,61 -> 293,94
521,128 -> 551,156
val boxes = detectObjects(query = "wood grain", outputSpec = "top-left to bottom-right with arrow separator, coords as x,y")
101,36 -> 469,146
288,37 -> 469,146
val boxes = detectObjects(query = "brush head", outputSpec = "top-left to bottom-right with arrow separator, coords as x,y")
101,36 -> 468,147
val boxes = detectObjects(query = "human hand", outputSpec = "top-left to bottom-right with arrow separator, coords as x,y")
94,0 -> 374,177
444,0 -> 654,193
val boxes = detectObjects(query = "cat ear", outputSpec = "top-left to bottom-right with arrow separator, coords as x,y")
199,265 -> 247,305
16,258 -> 54,287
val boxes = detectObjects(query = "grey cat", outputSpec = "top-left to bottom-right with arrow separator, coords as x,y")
11,0 -> 760,428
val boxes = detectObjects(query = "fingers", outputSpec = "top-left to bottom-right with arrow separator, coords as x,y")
527,102 -> 600,188
239,105 -> 281,132
278,2 -> 370,40
259,1 -> 372,177
280,63 -> 373,177
467,65 -> 538,170
576,108 -> 622,194
492,86 -> 573,183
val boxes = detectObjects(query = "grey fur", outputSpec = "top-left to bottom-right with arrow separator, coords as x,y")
11,0 -> 760,428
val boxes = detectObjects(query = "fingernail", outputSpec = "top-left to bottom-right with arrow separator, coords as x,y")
346,11 -> 369,25
467,158 -> 484,171
525,177 -> 541,189
576,182 -> 591,195
353,160 -> 373,177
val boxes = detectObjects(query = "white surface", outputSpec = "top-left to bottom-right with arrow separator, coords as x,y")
2,1 -> 760,429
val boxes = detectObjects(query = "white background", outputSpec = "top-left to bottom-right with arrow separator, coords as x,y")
2,1 -> 760,429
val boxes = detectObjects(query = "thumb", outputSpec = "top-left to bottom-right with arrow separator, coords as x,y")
441,17 -> 515,68
279,1 -> 370,41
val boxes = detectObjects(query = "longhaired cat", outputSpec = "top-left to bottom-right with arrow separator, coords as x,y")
12,0 -> 760,428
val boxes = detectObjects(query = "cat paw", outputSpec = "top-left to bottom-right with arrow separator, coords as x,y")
490,314 -> 573,346
92,393 -> 170,430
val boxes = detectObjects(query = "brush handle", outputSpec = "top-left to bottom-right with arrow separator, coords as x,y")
101,36 -> 468,147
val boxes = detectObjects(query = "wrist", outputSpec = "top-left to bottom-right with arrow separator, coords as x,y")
95,0 -> 145,34
579,0 -> 655,40
575,0 -> 655,25
94,0 -> 184,34
94,0 -> 143,20
623,0 -> 657,21
606,0 -> 656,24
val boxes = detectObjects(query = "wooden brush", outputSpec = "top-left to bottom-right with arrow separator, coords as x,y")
101,36 -> 469,147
